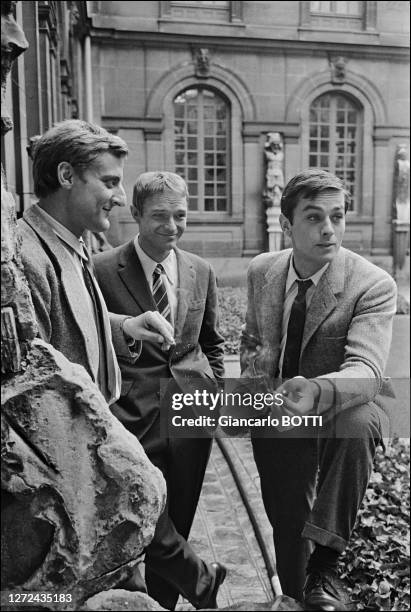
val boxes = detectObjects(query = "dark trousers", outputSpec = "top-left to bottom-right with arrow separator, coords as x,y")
144,436 -> 214,610
252,403 -> 384,600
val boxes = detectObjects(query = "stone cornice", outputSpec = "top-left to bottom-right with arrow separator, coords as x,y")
88,27 -> 409,61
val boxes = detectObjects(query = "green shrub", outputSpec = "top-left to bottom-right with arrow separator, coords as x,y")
218,286 -> 247,354
340,439 -> 410,611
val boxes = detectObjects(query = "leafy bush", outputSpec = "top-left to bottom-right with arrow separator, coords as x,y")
339,439 -> 410,611
218,286 -> 247,354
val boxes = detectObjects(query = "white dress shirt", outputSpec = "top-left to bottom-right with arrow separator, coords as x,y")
278,258 -> 329,377
134,235 -> 178,327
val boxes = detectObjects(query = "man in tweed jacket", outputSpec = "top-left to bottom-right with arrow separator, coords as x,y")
19,120 -> 174,406
241,170 -> 397,610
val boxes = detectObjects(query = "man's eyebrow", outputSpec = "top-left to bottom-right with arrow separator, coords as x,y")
150,206 -> 187,212
301,204 -> 344,212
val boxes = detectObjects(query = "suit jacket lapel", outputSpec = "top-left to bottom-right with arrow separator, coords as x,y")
302,248 -> 346,352
118,241 -> 156,314
23,206 -> 98,372
262,251 -> 291,353
174,248 -> 195,342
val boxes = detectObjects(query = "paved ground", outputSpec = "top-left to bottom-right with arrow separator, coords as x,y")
178,440 -> 274,610
177,314 -> 410,609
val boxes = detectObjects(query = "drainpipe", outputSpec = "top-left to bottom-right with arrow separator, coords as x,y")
84,34 -> 93,121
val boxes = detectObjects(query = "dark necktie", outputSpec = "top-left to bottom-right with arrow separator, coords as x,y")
282,279 -> 313,379
81,247 -> 108,388
152,264 -> 171,323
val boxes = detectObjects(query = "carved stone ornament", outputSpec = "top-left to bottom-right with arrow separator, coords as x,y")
262,132 -> 285,252
194,47 -> 210,78
392,143 -> 410,276
330,56 -> 347,84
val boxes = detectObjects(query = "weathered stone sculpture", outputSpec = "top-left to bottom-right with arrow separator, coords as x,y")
1,3 -> 166,609
262,132 -> 284,252
392,144 -> 410,278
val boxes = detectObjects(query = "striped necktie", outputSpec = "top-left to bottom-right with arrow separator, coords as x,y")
152,263 -> 171,323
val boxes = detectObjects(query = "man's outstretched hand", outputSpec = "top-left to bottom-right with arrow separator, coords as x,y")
123,311 -> 175,350
278,376 -> 320,416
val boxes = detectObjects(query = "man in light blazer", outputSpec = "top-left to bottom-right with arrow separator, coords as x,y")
94,171 -> 226,610
19,120 -> 174,407
241,170 -> 397,610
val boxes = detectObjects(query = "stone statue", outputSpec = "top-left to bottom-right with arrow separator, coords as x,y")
263,132 -> 284,208
1,3 -> 165,609
263,132 -> 284,251
393,144 -> 410,223
392,144 -> 410,277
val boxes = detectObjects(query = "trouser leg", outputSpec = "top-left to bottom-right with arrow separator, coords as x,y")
145,438 -> 213,610
252,436 -> 318,600
303,402 -> 382,552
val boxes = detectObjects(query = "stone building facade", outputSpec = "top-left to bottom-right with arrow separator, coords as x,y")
5,1 -> 410,259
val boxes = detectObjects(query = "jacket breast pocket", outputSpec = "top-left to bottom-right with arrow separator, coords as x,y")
323,335 -> 346,341
188,298 -> 206,311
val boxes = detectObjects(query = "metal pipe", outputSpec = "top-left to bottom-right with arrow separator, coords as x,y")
84,35 -> 93,122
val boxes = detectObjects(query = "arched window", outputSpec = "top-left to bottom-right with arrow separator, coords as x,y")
309,93 -> 362,210
173,88 -> 230,212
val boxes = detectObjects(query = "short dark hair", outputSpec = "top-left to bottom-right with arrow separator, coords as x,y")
132,171 -> 189,216
32,120 -> 128,198
281,169 -> 350,222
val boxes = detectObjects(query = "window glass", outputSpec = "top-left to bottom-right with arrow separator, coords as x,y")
309,93 -> 362,210
310,1 -> 362,14
173,88 -> 230,212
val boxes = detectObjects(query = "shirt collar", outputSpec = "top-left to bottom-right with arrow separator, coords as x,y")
285,256 -> 329,294
134,235 -> 176,285
36,205 -> 87,260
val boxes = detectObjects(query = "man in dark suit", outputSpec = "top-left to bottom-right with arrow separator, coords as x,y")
241,170 -> 397,610
94,171 -> 226,610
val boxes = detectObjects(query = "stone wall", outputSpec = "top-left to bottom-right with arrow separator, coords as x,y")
1,3 -> 166,608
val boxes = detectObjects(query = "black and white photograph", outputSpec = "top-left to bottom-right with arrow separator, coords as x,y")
1,1 -> 409,611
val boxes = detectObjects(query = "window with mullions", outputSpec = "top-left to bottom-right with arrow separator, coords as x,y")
174,88 -> 229,213
310,1 -> 362,14
309,93 -> 362,210
172,1 -> 229,6
169,1 -> 230,22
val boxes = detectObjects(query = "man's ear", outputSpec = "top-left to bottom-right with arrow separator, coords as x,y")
280,213 -> 292,235
57,161 -> 74,189
130,204 -> 139,222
